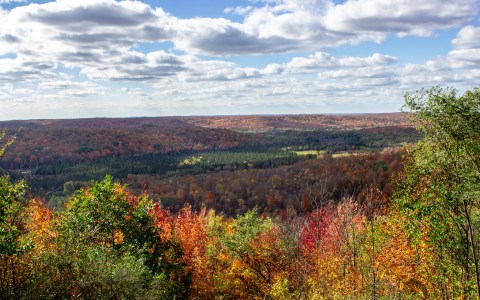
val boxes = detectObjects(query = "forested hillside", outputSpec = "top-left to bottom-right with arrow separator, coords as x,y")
0,113 -> 420,208
0,113 -> 412,170
182,113 -> 407,131
1,87 -> 479,299
125,149 -> 401,216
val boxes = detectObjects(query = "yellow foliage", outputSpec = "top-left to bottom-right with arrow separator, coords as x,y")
113,229 -> 124,245
376,213 -> 439,299
269,275 -> 295,300
26,199 -> 56,252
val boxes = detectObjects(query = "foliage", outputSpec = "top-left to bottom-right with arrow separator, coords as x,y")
0,130 -> 34,298
127,149 -> 403,216
178,149 -> 300,171
20,176 -> 191,299
0,129 -> 14,159
3,95 -> 480,298
398,86 -> 480,298
0,176 -> 33,299
0,117 -> 419,200
0,176 -> 31,256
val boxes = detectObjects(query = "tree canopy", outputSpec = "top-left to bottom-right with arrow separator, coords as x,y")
399,86 -> 480,298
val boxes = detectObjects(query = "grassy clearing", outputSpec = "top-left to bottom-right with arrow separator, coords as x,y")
331,152 -> 369,158
294,150 -> 326,156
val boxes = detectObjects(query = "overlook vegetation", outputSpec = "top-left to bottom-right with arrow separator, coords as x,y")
1,87 -> 480,299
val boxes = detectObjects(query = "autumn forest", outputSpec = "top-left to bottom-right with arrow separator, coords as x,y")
1,86 -> 480,299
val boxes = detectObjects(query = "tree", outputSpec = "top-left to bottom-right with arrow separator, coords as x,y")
0,130 -> 34,299
0,176 -> 33,299
0,130 -> 14,159
399,86 -> 480,298
0,177 -> 30,257
214,209 -> 290,298
375,211 -> 437,298
29,176 -> 190,299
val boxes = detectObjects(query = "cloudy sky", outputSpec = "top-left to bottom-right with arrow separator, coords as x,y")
0,0 -> 479,120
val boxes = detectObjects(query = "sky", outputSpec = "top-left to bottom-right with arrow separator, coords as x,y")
0,0 -> 479,120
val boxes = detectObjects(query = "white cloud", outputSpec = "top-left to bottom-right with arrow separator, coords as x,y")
0,0 -> 173,81
164,0 -> 478,56
0,56 -> 57,82
0,0 -> 25,3
1,0 -> 475,76
288,52 -> 397,73
0,0 -> 479,119
452,25 -> 480,49
39,80 -> 105,95
224,6 -> 254,15
449,49 -> 480,68
324,0 -> 476,37
121,87 -> 152,101
448,26 -> 480,69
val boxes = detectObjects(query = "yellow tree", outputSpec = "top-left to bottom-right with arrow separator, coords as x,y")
376,212 -> 438,299
307,198 -> 368,299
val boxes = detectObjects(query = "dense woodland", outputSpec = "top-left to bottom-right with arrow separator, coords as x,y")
125,149 -> 401,216
1,87 -> 480,299
0,114 -> 420,204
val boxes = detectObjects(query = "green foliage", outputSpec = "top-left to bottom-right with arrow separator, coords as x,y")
0,175 -> 34,299
398,86 -> 480,298
253,127 -> 421,151
35,245 -> 153,299
61,175 -> 152,247
222,208 -> 273,255
73,145 -> 94,154
29,152 -> 181,193
178,149 -> 300,171
0,176 -> 31,256
27,176 -> 191,299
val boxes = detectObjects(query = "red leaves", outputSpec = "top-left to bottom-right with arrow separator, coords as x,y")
300,206 -> 335,251
150,202 -> 172,237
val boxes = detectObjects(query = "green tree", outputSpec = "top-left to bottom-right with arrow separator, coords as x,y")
32,176 -> 190,299
0,176 -> 33,299
0,130 -> 33,299
0,177 -> 30,256
398,86 -> 480,298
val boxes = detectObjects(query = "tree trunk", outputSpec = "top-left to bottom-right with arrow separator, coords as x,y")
463,199 -> 480,298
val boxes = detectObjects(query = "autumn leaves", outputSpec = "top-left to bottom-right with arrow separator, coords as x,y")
0,176 -> 441,299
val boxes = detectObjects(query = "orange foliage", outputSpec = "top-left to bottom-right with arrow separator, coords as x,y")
376,213 -> 438,298
171,207 -> 214,298
308,199 -> 368,298
26,199 -> 55,252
